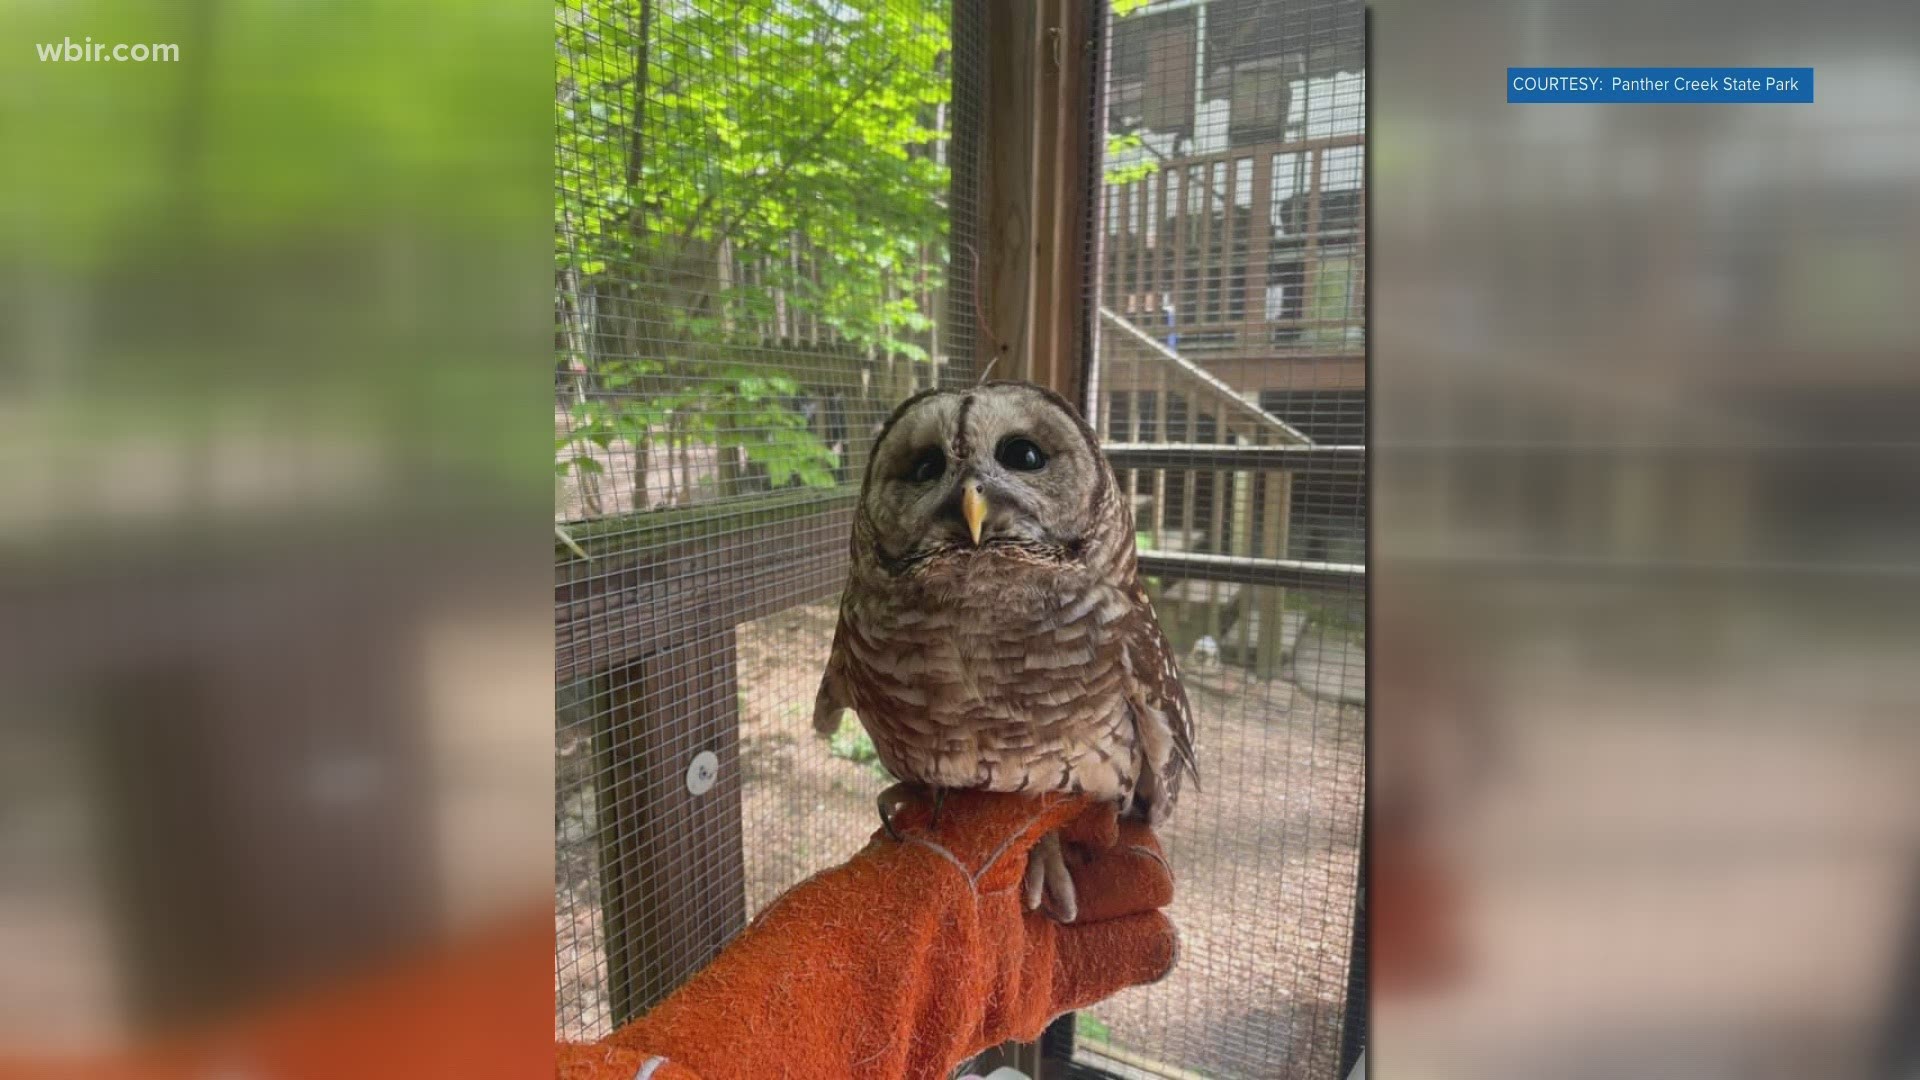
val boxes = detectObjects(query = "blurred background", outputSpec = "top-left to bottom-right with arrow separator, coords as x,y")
2,0 -> 1918,1077
0,0 -> 554,1070
1370,2 -> 1920,1078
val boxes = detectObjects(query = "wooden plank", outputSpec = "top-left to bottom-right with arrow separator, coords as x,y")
1126,385 -> 1141,525
1196,352 -> 1366,392
1035,0 -> 1100,402
1244,150 -> 1276,351
1171,165 -> 1190,342
1257,438 -> 1294,674
1179,386 -> 1198,637
1137,550 -> 1364,591
1151,365 -> 1168,551
1206,400 -> 1226,644
1229,433 -> 1255,656
1208,161 -> 1227,326
981,1 -> 1036,381
555,494 -> 853,684
1190,162 -> 1214,338
596,626 -> 748,1024
1220,157 -> 1239,332
1104,443 -> 1365,472
1303,146 -> 1323,342
1153,166 -> 1170,316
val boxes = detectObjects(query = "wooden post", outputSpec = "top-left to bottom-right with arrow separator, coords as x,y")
1179,385 -> 1198,637
1257,438 -> 1294,675
1171,166 -> 1190,344
1126,383 -> 1142,524
1229,430 -> 1256,658
1303,146 -> 1323,344
596,628 -> 747,1025
1245,149 -> 1275,350
1151,365 -> 1168,550
978,0 -> 1100,401
1205,414 -> 1228,645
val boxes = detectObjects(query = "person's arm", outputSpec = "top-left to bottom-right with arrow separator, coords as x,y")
557,790 -> 1178,1080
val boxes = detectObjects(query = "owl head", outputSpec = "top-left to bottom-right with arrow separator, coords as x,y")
855,381 -> 1131,574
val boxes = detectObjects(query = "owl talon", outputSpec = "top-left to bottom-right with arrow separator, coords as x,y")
1024,830 -> 1078,923
929,787 -> 948,829
875,781 -> 919,842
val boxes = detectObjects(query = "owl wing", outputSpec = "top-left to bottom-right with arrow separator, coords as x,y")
812,611 -> 855,735
1122,593 -> 1199,822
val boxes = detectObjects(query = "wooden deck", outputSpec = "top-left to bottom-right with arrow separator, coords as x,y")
1100,132 -> 1365,377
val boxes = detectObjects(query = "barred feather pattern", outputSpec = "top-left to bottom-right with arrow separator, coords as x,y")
813,383 -> 1196,824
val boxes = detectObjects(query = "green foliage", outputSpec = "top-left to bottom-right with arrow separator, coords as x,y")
555,0 -> 950,500
1104,131 -> 1160,186
1075,1012 -> 1113,1043
828,714 -> 891,779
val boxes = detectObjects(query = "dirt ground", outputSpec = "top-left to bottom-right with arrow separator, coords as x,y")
557,601 -> 1365,1079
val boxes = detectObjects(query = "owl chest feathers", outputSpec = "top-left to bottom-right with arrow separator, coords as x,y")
839,567 -> 1142,798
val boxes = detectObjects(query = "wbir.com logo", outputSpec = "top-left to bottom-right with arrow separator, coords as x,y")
35,36 -> 180,63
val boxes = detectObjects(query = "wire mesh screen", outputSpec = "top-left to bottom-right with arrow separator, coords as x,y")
553,0 -> 968,1040
1084,1 -> 1366,1077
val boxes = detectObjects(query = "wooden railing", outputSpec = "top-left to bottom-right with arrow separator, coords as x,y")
1101,133 -> 1365,359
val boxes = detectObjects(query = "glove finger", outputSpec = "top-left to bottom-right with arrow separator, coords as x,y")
1066,835 -> 1175,924
888,790 -> 1101,887
1050,910 -> 1179,1014
1113,816 -> 1164,858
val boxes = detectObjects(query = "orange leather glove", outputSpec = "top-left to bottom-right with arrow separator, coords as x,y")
556,790 -> 1178,1080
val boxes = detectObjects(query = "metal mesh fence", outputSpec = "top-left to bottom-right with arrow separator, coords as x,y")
1082,1 -> 1366,1077
553,0 -> 964,1040
554,1 -> 1363,1077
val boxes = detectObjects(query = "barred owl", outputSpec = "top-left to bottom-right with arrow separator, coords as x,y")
813,381 -> 1196,921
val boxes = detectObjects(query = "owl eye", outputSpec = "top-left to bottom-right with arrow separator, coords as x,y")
905,446 -> 946,484
996,437 -> 1048,472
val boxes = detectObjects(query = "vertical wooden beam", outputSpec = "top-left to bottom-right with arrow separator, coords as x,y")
1245,150 -> 1275,351
1126,385 -> 1141,524
1151,366 -> 1168,550
1151,167 -> 1169,321
1257,446 -> 1294,675
1229,430 -> 1255,657
1191,163 -> 1214,339
979,0 -> 1099,403
596,628 -> 747,1025
1303,146 -> 1323,343
1179,386 -> 1198,635
1205,412 -> 1227,645
979,0 -> 1034,381
1171,167 -> 1190,342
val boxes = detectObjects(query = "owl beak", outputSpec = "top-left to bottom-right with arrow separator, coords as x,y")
961,481 -> 988,546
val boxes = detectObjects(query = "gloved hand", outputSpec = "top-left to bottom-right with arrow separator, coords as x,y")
556,790 -> 1178,1080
